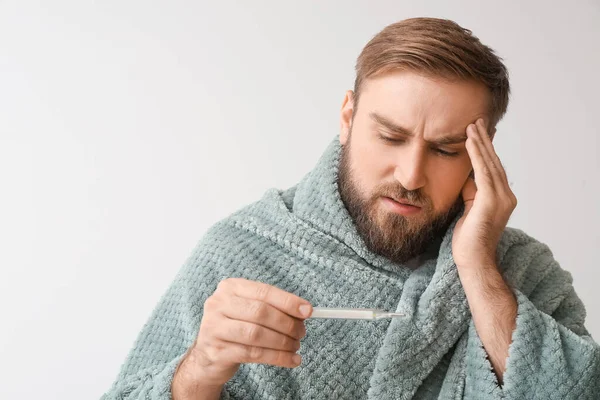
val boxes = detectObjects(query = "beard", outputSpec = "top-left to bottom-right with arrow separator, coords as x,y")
337,134 -> 464,267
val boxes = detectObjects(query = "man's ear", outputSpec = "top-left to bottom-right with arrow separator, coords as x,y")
489,127 -> 496,141
340,90 -> 354,145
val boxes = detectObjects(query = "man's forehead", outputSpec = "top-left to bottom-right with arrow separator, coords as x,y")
368,111 -> 488,145
358,72 -> 491,129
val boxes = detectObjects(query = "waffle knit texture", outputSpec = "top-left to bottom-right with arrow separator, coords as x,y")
101,136 -> 600,399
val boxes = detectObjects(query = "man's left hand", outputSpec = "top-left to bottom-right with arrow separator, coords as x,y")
452,118 -> 518,269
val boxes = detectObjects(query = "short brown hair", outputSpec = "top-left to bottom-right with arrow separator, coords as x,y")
353,17 -> 510,129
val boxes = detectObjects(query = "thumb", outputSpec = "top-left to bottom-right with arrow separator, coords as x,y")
461,177 -> 477,215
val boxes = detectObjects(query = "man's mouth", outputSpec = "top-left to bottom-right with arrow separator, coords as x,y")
388,197 -> 420,208
382,197 -> 423,215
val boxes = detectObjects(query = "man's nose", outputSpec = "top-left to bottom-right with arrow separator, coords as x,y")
393,148 -> 427,191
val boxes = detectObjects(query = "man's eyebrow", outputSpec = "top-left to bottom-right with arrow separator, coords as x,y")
369,112 -> 468,145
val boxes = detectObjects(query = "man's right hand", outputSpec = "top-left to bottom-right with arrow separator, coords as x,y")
172,278 -> 313,398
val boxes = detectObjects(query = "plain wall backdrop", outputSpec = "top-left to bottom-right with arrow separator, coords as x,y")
1,1 -> 598,398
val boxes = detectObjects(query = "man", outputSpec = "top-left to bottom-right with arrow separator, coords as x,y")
102,18 -> 599,399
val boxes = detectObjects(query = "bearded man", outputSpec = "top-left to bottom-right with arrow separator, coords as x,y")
102,17 -> 599,400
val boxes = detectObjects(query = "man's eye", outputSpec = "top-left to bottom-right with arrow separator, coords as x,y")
378,134 -> 403,143
435,149 -> 459,157
378,134 -> 459,157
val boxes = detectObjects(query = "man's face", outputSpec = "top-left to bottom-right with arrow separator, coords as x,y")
338,70 -> 494,266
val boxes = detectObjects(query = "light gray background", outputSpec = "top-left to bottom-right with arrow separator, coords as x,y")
0,1 -> 598,398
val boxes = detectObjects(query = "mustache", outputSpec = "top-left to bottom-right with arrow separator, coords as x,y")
377,185 -> 427,206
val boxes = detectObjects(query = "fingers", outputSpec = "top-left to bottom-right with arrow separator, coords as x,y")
222,296 -> 307,340
466,120 -> 504,192
206,340 -> 302,369
217,318 -> 301,353
465,123 -> 493,193
193,278 -> 311,381
474,119 -> 509,185
219,278 -> 312,320
466,119 -> 517,208
203,278 -> 310,369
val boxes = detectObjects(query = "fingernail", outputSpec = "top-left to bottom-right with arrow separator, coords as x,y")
299,304 -> 312,317
293,354 -> 302,365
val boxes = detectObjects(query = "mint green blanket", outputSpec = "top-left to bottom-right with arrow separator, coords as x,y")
102,136 -> 599,399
